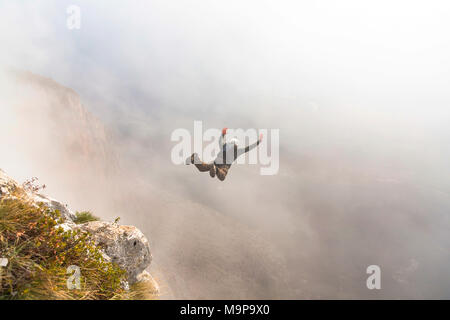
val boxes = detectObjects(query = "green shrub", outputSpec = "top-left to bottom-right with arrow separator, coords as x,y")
74,211 -> 99,224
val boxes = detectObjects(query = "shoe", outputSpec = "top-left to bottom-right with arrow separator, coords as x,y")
209,164 -> 216,178
191,153 -> 197,164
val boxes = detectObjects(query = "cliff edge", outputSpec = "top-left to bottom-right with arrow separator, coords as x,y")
0,168 -> 158,299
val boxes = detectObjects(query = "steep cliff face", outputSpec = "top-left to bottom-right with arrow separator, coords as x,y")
9,70 -> 118,174
0,69 -> 119,209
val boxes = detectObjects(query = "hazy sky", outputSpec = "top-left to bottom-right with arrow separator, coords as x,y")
2,0 -> 450,112
2,0 -> 450,154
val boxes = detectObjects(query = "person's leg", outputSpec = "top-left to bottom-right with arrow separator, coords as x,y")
190,153 -> 213,172
209,163 -> 216,178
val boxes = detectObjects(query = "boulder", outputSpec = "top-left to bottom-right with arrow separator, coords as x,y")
76,221 -> 152,284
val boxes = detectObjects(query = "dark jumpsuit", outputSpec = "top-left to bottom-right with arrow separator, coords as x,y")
189,135 -> 260,181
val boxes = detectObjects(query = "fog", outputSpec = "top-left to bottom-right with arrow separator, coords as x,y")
1,0 -> 450,298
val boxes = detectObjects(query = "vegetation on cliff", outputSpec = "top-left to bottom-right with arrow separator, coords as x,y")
0,190 -> 155,300
74,211 -> 99,224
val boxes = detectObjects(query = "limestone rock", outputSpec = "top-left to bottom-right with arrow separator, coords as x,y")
76,221 -> 152,284
32,193 -> 77,223
0,169 -> 76,223
136,270 -> 160,294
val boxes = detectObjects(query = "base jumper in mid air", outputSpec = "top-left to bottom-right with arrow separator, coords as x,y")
186,128 -> 263,181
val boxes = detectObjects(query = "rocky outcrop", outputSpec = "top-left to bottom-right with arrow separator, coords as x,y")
0,168 -> 154,288
0,169 -> 76,223
32,194 -> 77,224
75,221 -> 152,284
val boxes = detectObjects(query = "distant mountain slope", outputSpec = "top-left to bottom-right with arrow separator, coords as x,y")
0,69 -> 120,211
8,69 -> 119,174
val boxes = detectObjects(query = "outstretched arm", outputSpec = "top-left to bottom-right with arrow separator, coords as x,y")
237,133 -> 263,157
219,127 -> 227,148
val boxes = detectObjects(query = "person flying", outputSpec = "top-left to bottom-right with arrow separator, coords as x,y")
186,128 -> 263,181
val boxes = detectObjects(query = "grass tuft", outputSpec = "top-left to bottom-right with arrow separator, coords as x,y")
73,211 -> 99,224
